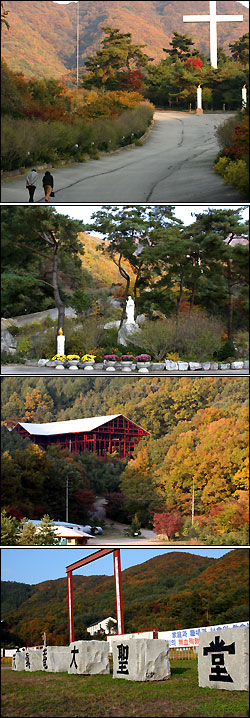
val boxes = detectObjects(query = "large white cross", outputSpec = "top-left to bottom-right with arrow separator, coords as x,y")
183,1 -> 243,69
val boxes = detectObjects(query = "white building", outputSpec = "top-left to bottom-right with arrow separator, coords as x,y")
87,617 -> 117,636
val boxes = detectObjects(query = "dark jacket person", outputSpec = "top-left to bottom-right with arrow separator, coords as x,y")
42,171 -> 54,202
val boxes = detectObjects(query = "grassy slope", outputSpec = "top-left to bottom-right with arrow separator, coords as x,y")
1,662 -> 249,717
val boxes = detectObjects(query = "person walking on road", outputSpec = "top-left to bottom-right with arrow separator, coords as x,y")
26,169 -> 38,202
42,170 -> 54,202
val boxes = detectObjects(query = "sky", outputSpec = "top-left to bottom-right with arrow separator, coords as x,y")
53,205 -> 249,236
1,548 -> 233,585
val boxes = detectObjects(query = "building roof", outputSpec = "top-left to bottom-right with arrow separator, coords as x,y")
15,415 -> 123,436
224,234 -> 249,247
24,520 -> 91,538
53,526 -> 90,539
87,617 -> 117,628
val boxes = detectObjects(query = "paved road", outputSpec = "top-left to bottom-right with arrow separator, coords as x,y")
2,307 -> 76,327
1,112 -> 244,203
1,365 -> 248,376
87,517 -> 158,546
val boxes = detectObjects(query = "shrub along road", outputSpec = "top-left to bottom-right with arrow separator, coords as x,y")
1,111 -> 244,203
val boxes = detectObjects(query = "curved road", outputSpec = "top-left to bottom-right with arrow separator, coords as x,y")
1,111 -> 244,203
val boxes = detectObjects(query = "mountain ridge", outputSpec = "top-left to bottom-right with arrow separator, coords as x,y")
2,1 -> 249,79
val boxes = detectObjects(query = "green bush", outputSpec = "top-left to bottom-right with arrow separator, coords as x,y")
217,339 -> 236,361
215,154 -> 249,195
223,158 -> 249,195
65,318 -> 105,355
1,352 -> 23,364
17,337 -> 32,356
132,319 -> 176,360
134,312 -> 223,361
234,329 -> 249,358
214,155 -> 230,176
71,289 -> 93,314
216,114 -> 240,151
176,312 -> 224,360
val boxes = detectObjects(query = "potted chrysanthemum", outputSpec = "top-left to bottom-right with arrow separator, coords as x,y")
50,354 -> 67,365
135,354 -> 151,369
103,353 -> 119,370
79,353 -> 96,369
120,354 -> 135,368
66,354 -> 81,367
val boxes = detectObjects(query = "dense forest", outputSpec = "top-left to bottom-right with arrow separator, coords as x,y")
1,376 -> 249,542
1,549 -> 248,646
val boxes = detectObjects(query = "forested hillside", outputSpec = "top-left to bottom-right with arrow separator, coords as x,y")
1,549 -> 248,646
2,1 -> 249,79
1,376 -> 248,542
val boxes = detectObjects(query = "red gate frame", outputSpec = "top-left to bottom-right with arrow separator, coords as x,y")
66,549 -> 124,643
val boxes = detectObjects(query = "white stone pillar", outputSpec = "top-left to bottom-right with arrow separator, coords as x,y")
197,86 -> 203,114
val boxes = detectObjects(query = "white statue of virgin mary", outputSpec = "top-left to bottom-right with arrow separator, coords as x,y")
126,295 -> 135,324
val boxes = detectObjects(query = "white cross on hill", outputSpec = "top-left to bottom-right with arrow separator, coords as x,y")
183,1 -> 243,69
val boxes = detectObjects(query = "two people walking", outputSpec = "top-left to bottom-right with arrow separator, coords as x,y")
26,169 -> 54,202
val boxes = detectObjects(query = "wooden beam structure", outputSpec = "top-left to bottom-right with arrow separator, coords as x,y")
66,549 -> 124,643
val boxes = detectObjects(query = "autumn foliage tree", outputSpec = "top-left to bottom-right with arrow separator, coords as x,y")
153,512 -> 183,539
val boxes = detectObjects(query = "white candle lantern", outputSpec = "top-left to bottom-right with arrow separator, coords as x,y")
197,86 -> 203,114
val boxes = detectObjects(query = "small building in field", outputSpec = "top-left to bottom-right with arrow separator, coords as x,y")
22,520 -> 94,546
12,414 -> 149,460
87,617 -> 117,636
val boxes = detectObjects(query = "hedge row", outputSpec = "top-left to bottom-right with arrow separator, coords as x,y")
1,102 -> 154,171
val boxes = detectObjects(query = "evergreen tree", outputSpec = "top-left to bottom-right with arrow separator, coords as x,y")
86,205 -> 181,323
163,33 -> 199,62
1,510 -> 20,545
191,208 -> 249,342
82,27 -> 152,91
1,206 -> 85,323
229,33 -> 249,65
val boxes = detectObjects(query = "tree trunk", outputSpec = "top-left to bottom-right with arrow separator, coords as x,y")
226,260 -> 233,344
176,273 -> 184,323
174,272 -> 184,349
133,262 -> 142,319
52,242 -> 65,335
190,276 -> 197,312
117,253 -> 130,329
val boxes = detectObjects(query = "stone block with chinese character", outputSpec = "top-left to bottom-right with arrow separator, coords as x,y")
42,646 -> 70,672
12,650 -> 26,670
112,638 -> 171,681
24,649 -> 43,671
68,640 -> 109,675
198,627 -> 249,691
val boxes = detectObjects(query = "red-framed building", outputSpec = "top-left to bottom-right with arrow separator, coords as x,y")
12,414 -> 149,460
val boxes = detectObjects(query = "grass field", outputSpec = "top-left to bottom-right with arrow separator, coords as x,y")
1,661 -> 249,717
